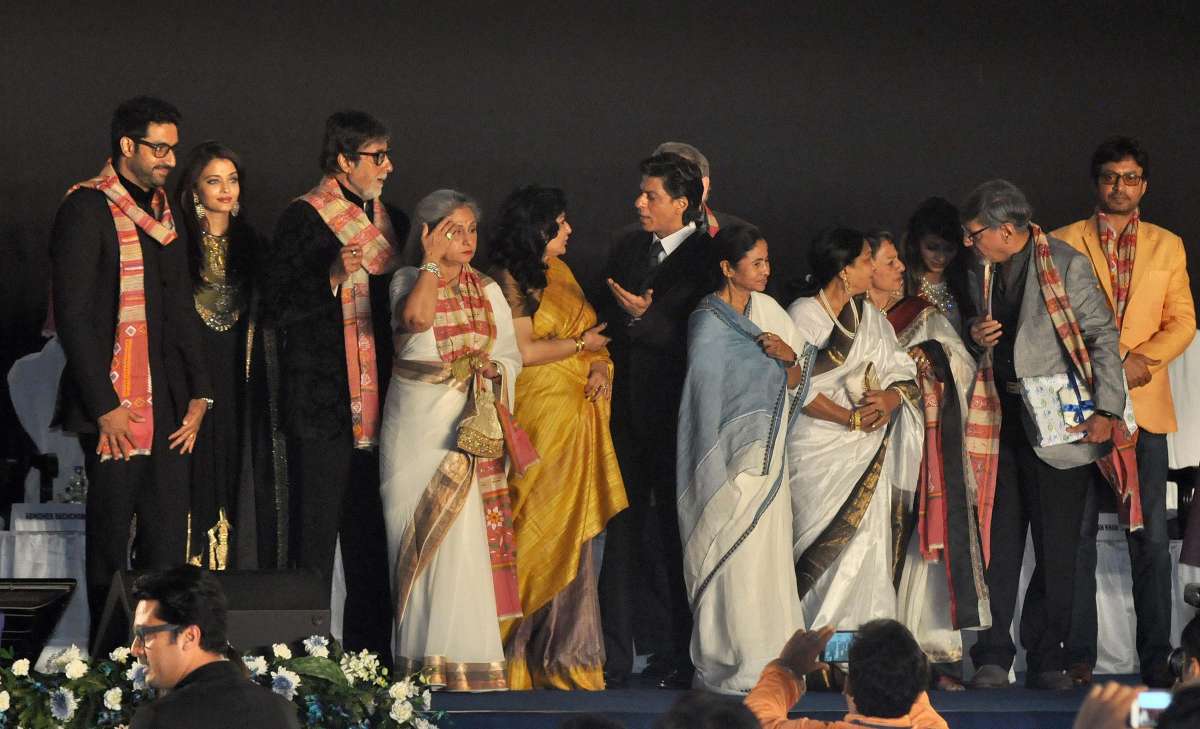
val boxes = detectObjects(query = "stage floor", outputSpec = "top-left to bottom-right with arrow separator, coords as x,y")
431,673 -> 1113,728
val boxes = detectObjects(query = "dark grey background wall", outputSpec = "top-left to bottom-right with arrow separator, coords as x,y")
2,1 -> 1198,456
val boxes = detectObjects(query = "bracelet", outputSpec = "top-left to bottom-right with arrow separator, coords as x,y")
200,397 -> 214,411
574,337 -> 585,353
417,261 -> 442,279
848,408 -> 862,431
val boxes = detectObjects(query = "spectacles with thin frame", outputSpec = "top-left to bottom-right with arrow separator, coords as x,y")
351,149 -> 390,166
132,623 -> 180,646
132,138 -> 178,158
962,225 -> 991,245
1097,171 -> 1144,187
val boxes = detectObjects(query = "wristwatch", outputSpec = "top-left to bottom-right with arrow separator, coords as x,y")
1092,408 -> 1119,420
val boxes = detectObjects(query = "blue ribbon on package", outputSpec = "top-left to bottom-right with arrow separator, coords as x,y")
1063,370 -> 1095,425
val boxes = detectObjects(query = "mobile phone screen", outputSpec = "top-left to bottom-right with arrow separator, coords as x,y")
821,630 -> 855,663
1130,689 -> 1172,727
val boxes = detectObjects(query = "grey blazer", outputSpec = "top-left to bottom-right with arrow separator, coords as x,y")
968,234 -> 1124,469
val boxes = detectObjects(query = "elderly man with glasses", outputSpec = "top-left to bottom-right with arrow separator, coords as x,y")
958,179 -> 1124,690
50,96 -> 214,639
262,110 -> 408,665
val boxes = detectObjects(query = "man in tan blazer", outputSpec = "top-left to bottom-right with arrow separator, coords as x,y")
1053,136 -> 1196,688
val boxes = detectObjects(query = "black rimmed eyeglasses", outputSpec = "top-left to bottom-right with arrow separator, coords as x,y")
962,225 -> 991,245
133,139 -> 178,158
132,623 -> 180,646
1097,171 -> 1144,187
352,149 -> 390,165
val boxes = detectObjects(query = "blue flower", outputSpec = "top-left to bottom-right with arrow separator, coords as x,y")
50,687 -> 78,721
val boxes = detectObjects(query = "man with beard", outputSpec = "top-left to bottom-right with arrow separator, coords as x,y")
263,110 -> 406,662
1054,136 -> 1195,687
50,96 -> 213,638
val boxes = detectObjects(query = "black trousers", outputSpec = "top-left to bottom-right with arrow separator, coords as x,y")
599,417 -> 692,677
81,423 -> 190,642
288,431 -> 392,663
969,394 -> 1091,674
1068,430 -> 1173,677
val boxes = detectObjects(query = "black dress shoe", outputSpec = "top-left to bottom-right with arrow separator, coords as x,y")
640,655 -> 672,680
1025,670 -> 1074,690
656,666 -> 695,690
603,669 -> 629,689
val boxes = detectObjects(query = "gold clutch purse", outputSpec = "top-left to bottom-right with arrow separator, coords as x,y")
456,377 -> 505,459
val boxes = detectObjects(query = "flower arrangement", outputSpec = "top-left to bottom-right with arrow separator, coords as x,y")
0,638 -> 441,728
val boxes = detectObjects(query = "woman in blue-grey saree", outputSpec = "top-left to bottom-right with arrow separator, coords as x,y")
676,224 -> 815,694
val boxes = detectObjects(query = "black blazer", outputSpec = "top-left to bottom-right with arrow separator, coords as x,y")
603,224 -> 713,440
50,187 -> 212,434
263,198 -> 409,442
130,661 -> 300,729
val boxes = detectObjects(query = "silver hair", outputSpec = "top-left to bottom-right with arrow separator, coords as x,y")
960,179 -> 1032,231
653,141 -> 710,178
403,188 -> 483,266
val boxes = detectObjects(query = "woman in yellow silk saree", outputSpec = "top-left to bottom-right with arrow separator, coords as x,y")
488,185 -> 628,689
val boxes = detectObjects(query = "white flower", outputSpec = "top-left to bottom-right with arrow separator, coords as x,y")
270,668 -> 301,701
389,699 -> 413,723
419,689 -> 431,709
272,643 -> 292,660
0,689 -> 9,711
302,635 -> 329,658
63,659 -> 88,680
125,663 -> 149,690
339,649 -> 381,683
244,655 -> 270,677
388,679 -> 414,700
10,658 -> 29,677
109,646 -> 131,664
413,718 -> 436,729
51,645 -> 82,670
103,687 -> 123,711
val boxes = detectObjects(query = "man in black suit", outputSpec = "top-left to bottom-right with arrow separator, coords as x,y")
129,566 -> 300,729
599,152 -> 711,689
652,141 -> 748,236
50,96 -> 213,637
262,111 -> 405,663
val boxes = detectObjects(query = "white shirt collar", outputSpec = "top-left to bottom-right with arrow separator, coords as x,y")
654,221 -> 697,260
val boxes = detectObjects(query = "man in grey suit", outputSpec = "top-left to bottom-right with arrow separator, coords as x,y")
959,180 -> 1124,690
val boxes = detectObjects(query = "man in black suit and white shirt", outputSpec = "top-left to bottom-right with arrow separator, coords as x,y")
599,152 -> 711,689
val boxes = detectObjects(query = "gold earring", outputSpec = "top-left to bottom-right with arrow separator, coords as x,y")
231,202 -> 240,218
840,271 -> 850,291
193,192 -> 207,220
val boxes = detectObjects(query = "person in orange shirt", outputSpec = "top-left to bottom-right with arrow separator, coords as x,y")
1053,136 -> 1196,688
745,622 -> 949,729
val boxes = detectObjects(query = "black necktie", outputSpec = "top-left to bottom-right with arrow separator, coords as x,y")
648,239 -> 665,270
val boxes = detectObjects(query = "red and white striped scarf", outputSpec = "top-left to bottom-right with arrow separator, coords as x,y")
1096,209 -> 1139,329
299,176 -> 398,448
67,161 -> 177,460
964,259 -> 1001,565
1032,225 -> 1141,530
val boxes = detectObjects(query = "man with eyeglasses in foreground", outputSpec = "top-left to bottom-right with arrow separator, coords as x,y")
263,110 -> 406,664
1053,136 -> 1196,688
129,565 -> 299,728
50,96 -> 213,640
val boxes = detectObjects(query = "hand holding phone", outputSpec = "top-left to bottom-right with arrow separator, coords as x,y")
821,630 -> 855,664
1130,690 -> 1171,727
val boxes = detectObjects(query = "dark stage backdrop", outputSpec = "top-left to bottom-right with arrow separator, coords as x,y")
2,1 -> 1198,455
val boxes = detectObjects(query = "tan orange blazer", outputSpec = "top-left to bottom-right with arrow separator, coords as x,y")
1053,215 -> 1195,433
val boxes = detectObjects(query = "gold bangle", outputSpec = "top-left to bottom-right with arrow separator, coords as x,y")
574,337 -> 585,353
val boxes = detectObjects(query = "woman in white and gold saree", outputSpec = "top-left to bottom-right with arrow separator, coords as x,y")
785,228 -> 923,648
380,190 -> 523,691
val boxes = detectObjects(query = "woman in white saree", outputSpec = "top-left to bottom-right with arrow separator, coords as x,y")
677,225 -> 816,694
380,190 -> 523,691
786,229 -> 923,651
865,228 -> 991,690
